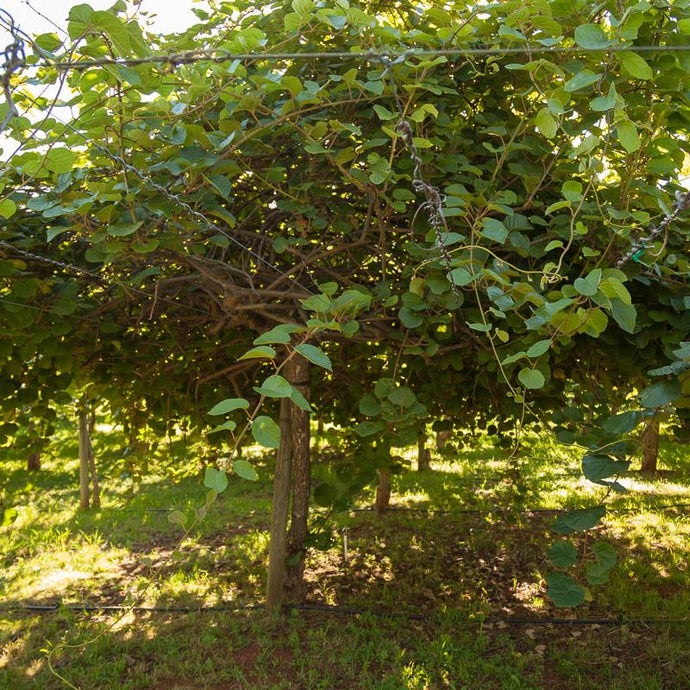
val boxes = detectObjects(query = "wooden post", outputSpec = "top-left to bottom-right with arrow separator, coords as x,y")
265,396 -> 293,613
376,467 -> 392,515
417,433 -> 430,472
641,414 -> 660,474
284,355 -> 311,603
78,409 -> 91,510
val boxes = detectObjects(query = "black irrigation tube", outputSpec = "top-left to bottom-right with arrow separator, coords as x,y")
350,503 -> 690,516
146,502 -> 690,517
1,602 -> 687,627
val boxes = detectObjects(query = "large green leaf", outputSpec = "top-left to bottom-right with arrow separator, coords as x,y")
545,572 -> 587,608
204,467 -> 229,494
552,506 -> 606,534
255,374 -> 293,398
518,368 -> 545,390
208,398 -> 250,416
239,345 -> 277,361
574,24 -> 611,49
548,540 -> 578,569
252,416 -> 281,448
639,380 -> 682,408
601,411 -> 642,436
254,324 -> 302,345
295,343 -> 332,371
233,458 -> 258,481
582,454 -> 630,483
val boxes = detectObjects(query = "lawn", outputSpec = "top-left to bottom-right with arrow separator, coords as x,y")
1,422 -> 689,689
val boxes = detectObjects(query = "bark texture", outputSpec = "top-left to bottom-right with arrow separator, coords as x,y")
641,414 -> 660,474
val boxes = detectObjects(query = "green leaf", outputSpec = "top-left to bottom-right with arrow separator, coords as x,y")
582,454 -> 630,483
239,345 -> 277,361
289,386 -> 312,412
93,11 -> 131,56
388,386 -> 416,407
314,482 -> 338,508
535,108 -> 557,139
292,0 -> 315,14
607,299 -> 636,333
548,540 -> 578,569
233,458 -> 258,481
252,415 -> 281,448
448,267 -> 476,286
354,421 -> 385,437
359,394 -> 381,417
45,149 -> 78,174
562,181 -> 583,202
373,104 -> 397,121
574,24 -> 611,49
574,268 -> 601,297
599,277 -> 632,305
564,70 -> 601,93
295,343 -> 332,371
0,199 -> 17,219
552,506 -> 606,534
107,221 -> 143,237
208,398 -> 249,416
254,323 -> 302,345
616,120 -> 641,153
301,294 -> 331,313
204,467 -> 229,494
601,411 -> 642,435
618,51 -> 653,80
207,421 -> 237,434
255,374 -> 292,398
546,572 -> 587,608
590,84 -> 618,112
639,380 -> 682,408
518,368 -> 545,389
586,563 -> 612,585
399,306 -> 424,328
525,340 -> 551,358
481,218 -> 508,243
586,541 -> 617,585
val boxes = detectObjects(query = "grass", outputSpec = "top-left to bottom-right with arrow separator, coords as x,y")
1,421 -> 689,689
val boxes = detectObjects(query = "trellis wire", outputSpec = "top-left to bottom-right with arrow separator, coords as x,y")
31,44 -> 690,71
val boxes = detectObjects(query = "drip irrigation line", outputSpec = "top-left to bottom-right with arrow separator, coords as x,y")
2,601 -> 686,626
32,44 -> 690,71
349,502 -> 690,516
0,602 -> 263,613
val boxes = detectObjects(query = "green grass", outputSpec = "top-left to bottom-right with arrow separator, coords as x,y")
1,421 -> 689,689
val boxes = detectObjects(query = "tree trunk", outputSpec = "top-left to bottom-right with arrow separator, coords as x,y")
376,467 -> 392,515
265,397 -> 293,613
641,414 -> 660,474
284,355 -> 311,604
417,433 -> 431,472
436,429 -> 451,452
78,410 -> 91,510
27,452 -> 41,472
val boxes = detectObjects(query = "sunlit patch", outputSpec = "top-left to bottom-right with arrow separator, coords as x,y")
36,567 -> 92,593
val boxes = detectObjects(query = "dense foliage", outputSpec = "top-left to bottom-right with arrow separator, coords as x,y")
2,0 -> 690,604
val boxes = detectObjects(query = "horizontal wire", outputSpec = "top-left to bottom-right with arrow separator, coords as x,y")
31,44 -> 690,71
0,241 -> 211,317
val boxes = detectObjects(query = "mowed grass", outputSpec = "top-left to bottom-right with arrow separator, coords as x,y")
1,421 -> 689,689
